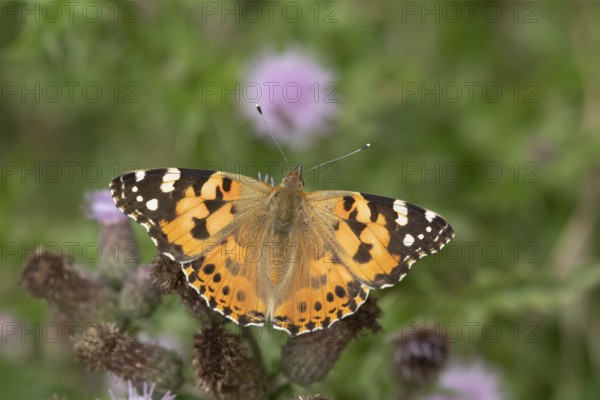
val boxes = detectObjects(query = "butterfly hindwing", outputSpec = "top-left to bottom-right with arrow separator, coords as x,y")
271,244 -> 370,335
110,168 -> 271,263
182,235 -> 268,327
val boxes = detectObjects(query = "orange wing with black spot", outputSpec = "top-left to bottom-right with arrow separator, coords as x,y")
182,235 -> 268,327
306,191 -> 454,290
270,241 -> 370,335
110,168 -> 271,263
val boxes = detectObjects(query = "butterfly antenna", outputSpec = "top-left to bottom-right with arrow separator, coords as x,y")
306,143 -> 371,172
256,104 -> 289,164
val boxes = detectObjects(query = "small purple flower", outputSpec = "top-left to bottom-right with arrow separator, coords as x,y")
84,190 -> 128,225
424,360 -> 505,400
108,380 -> 176,400
241,48 -> 339,148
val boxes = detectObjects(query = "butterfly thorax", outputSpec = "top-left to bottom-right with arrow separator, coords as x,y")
272,166 -> 305,229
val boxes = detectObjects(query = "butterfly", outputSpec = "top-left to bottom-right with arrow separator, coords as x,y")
110,165 -> 454,335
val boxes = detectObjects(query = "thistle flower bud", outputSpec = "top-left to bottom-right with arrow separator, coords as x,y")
281,297 -> 381,385
20,249 -> 118,323
75,323 -> 183,394
192,324 -> 267,400
98,223 -> 140,285
85,190 -> 139,286
391,324 -> 449,387
151,254 -> 225,324
119,265 -> 161,320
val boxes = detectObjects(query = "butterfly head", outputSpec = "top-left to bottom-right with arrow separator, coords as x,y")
281,163 -> 304,189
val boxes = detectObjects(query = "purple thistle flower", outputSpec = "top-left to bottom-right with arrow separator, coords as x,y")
241,48 -> 339,148
108,380 -> 176,400
424,360 -> 505,400
84,190 -> 128,226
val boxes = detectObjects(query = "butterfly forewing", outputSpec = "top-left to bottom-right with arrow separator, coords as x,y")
307,191 -> 454,289
110,168 -> 271,263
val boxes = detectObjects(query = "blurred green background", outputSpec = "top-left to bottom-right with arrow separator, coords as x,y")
2,0 -> 600,399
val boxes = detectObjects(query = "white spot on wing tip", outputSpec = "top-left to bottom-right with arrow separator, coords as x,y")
160,181 -> 176,193
136,195 -> 143,202
393,200 -> 409,226
160,168 -> 181,193
135,170 -> 146,182
146,198 -> 158,211
425,210 -> 436,223
403,234 -> 415,247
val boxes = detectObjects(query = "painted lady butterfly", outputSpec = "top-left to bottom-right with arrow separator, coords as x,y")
110,164 -> 454,335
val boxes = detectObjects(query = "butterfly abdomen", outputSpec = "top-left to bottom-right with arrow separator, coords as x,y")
268,186 -> 306,233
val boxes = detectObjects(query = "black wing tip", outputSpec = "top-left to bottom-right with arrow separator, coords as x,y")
432,214 -> 455,239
